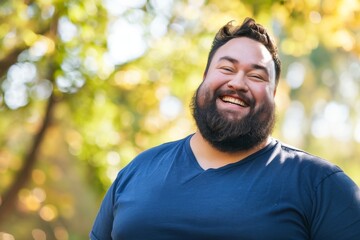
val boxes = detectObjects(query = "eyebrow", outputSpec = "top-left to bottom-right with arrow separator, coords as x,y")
218,56 -> 269,76
219,56 -> 239,64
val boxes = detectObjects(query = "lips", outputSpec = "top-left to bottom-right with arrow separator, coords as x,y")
220,95 -> 249,107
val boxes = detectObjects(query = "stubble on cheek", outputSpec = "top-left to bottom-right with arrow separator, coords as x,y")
196,84 -> 213,108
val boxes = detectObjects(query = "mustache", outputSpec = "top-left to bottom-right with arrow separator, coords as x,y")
215,89 -> 255,107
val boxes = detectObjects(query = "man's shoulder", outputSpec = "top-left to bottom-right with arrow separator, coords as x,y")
123,135 -> 192,169
113,135 -> 193,186
137,135 -> 191,158
273,139 -> 342,174
267,139 -> 345,192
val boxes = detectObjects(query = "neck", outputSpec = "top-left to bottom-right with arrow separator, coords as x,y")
190,131 -> 271,170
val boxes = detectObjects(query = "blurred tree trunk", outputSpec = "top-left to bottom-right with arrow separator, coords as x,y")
0,93 -> 56,225
0,11 -> 59,226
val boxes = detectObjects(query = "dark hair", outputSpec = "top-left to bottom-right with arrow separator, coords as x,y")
204,17 -> 281,86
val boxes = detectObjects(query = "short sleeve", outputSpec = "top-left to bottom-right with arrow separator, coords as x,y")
90,179 -> 117,240
311,171 -> 360,240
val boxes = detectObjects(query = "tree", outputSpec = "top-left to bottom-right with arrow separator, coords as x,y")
0,0 -> 109,237
1,0 -> 360,238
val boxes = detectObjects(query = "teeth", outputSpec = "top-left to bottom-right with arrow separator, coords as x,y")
221,96 -> 247,107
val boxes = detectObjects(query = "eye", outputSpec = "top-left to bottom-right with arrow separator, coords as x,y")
248,72 -> 268,82
219,66 -> 234,73
249,74 -> 263,80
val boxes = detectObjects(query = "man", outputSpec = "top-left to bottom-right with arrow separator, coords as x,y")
90,18 -> 360,239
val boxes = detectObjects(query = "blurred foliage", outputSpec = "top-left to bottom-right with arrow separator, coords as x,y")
0,0 -> 360,239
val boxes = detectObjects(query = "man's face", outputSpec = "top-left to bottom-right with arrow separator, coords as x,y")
192,37 -> 277,152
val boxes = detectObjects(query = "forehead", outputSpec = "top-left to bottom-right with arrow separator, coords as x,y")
213,37 -> 274,68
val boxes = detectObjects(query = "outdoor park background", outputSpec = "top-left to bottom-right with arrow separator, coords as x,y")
0,0 -> 360,239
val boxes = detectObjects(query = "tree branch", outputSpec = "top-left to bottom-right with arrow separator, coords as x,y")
0,10 -> 60,226
0,93 -> 57,225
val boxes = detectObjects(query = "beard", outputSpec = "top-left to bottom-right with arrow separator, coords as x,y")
191,85 -> 276,153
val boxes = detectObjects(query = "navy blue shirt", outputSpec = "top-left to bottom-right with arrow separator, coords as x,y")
90,135 -> 360,239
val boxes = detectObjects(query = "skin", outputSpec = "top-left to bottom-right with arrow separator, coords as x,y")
190,37 -> 277,170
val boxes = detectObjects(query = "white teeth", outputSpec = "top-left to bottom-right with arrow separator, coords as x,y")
221,96 -> 247,107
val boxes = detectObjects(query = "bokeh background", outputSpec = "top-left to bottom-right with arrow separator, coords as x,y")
1,0 -> 360,239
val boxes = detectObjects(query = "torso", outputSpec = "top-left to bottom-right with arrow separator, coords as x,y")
106,135 -> 340,239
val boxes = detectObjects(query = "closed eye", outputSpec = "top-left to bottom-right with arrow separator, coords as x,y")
249,74 -> 262,79
220,66 -> 234,73
248,74 -> 267,81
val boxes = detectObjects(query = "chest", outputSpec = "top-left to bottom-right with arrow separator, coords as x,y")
111,166 -> 310,239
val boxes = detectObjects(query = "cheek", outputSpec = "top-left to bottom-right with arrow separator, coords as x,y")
251,85 -> 275,104
266,86 -> 276,102
203,72 -> 227,89
196,82 -> 215,107
196,84 -> 208,107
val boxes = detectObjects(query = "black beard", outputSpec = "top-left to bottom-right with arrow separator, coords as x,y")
191,86 -> 275,153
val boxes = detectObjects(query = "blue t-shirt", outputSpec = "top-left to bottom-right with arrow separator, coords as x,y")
90,135 -> 360,239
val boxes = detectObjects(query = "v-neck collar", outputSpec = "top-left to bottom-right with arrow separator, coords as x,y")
184,134 -> 278,172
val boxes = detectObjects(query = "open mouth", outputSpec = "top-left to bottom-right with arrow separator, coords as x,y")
220,96 -> 249,107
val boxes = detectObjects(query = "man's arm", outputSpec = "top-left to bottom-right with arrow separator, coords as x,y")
90,181 -> 117,240
311,171 -> 360,239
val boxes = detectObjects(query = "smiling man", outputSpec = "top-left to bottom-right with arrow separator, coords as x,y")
192,37 -> 276,158
90,18 -> 360,240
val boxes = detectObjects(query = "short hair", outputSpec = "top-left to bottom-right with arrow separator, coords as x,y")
204,17 -> 281,86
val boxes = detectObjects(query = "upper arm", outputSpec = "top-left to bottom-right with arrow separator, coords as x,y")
311,172 -> 360,239
90,181 -> 117,239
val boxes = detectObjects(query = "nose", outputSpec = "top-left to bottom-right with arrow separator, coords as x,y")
227,72 -> 249,91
